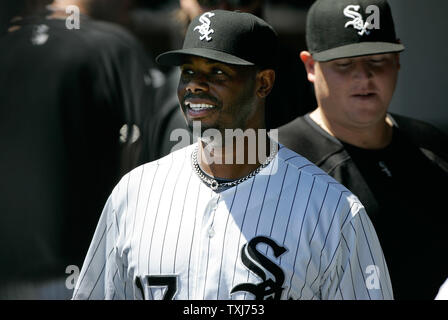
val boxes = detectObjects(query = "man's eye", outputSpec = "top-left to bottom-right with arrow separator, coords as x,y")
212,68 -> 225,75
370,58 -> 385,64
181,69 -> 194,75
336,61 -> 352,67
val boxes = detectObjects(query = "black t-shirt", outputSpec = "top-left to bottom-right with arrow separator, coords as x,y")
342,129 -> 448,299
0,15 -> 154,284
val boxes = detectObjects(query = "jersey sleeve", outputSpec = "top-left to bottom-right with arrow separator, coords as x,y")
321,205 -> 394,300
435,278 -> 448,300
72,192 -> 132,300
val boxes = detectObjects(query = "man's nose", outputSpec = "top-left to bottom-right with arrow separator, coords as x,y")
353,61 -> 373,80
186,74 -> 209,93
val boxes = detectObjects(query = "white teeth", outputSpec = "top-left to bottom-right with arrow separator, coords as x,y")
188,103 -> 215,110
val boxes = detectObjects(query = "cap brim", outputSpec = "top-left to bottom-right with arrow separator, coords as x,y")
156,48 -> 255,66
312,42 -> 405,62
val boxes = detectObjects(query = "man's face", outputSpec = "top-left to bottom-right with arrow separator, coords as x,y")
313,53 -> 400,129
177,56 -> 260,133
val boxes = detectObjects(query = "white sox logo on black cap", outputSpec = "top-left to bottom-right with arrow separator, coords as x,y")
306,0 -> 405,62
156,10 -> 278,68
344,4 -> 380,36
194,12 -> 216,41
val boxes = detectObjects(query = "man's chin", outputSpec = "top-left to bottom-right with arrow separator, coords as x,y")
187,120 -> 216,135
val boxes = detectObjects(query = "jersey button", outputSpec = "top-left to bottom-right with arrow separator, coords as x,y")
208,227 -> 215,238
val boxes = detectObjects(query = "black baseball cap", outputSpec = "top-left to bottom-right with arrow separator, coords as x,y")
306,0 -> 405,62
156,10 -> 277,68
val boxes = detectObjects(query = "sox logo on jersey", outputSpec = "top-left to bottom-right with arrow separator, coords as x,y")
132,236 -> 287,300
231,236 -> 287,300
72,144 -> 393,300
130,236 -> 381,300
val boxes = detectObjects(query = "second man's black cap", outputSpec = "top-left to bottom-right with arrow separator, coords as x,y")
306,0 -> 405,62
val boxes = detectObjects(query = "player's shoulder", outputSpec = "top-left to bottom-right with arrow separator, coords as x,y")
108,145 -> 194,211
143,143 -> 195,168
116,145 -> 193,189
277,145 -> 349,192
276,145 -> 364,220
390,113 -> 448,158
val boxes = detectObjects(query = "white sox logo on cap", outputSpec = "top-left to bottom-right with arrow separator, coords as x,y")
194,12 -> 215,41
344,4 -> 380,36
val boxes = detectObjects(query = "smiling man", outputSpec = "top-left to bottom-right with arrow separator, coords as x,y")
277,0 -> 448,299
73,10 -> 392,300
179,57 -> 261,133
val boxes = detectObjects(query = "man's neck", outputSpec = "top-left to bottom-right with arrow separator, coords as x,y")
197,132 -> 273,180
310,108 -> 393,150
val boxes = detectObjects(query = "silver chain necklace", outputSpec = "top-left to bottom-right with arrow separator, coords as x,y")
191,142 -> 278,191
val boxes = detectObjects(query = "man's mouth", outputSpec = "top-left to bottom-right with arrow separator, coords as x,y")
352,92 -> 376,98
185,102 -> 217,111
184,99 -> 219,118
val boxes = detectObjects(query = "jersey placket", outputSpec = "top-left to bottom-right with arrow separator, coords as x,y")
193,194 -> 220,299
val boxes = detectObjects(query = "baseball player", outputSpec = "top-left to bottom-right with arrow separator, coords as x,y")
276,0 -> 448,299
279,0 -> 448,300
73,10 -> 392,300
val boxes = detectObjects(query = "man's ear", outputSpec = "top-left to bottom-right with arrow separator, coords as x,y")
300,51 -> 316,83
256,69 -> 275,98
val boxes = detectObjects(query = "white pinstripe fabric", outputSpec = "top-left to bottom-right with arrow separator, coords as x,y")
73,144 -> 393,300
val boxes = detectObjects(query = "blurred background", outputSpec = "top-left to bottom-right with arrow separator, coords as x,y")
2,0 -> 447,132
388,0 -> 448,134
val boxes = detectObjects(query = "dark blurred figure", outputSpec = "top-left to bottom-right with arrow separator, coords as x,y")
0,2 -> 24,34
138,0 -> 316,163
84,0 -> 135,26
0,0 -> 155,299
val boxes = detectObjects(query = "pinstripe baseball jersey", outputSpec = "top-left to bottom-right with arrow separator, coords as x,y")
72,143 -> 393,300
